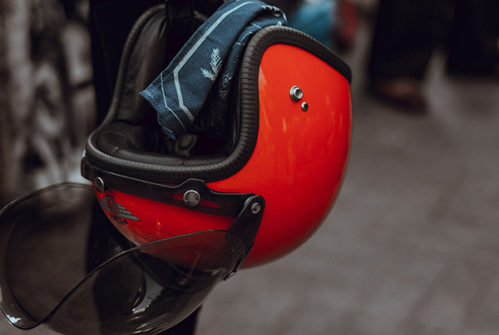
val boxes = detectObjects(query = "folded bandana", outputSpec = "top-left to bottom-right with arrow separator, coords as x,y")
140,0 -> 287,140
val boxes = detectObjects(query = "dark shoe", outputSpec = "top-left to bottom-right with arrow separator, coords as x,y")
370,78 -> 427,112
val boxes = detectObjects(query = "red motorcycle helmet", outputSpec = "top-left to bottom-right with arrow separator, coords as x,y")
82,3 -> 352,268
0,2 -> 351,334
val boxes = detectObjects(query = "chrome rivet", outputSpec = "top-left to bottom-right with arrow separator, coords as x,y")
94,177 -> 106,193
251,202 -> 262,215
301,101 -> 309,111
289,85 -> 303,102
184,190 -> 201,208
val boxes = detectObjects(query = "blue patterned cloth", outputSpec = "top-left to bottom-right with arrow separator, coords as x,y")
140,0 -> 287,140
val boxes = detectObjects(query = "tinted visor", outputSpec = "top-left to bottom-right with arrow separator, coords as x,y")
0,183 -> 246,334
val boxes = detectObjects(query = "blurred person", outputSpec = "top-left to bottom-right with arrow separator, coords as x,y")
367,0 -> 499,111
334,0 -> 360,51
278,0 -> 360,51
264,0 -> 301,16
287,0 -> 337,48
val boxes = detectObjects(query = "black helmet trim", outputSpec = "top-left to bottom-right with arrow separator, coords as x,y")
243,25 -> 352,84
83,4 -> 351,184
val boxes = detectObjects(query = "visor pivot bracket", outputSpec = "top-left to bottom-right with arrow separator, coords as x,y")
290,85 -> 303,102
94,177 -> 106,193
184,190 -> 201,208
301,102 -> 309,112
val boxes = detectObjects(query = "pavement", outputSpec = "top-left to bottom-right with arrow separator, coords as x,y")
1,18 -> 499,335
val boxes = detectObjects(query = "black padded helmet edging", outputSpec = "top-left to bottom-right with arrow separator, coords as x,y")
243,26 -> 352,83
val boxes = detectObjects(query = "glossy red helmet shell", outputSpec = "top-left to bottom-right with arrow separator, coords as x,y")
82,7 -> 351,267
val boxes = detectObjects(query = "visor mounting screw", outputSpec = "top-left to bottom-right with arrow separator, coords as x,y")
301,102 -> 309,112
290,85 -> 303,102
251,202 -> 262,215
94,177 -> 106,193
184,190 -> 201,208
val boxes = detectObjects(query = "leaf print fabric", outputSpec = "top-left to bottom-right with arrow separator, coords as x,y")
201,48 -> 222,81
140,0 -> 287,140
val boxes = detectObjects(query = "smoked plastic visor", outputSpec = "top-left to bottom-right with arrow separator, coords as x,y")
0,183 -> 255,335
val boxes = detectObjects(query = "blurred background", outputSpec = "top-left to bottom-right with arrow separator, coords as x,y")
0,0 -> 94,204
0,0 -> 498,334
